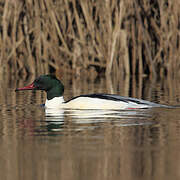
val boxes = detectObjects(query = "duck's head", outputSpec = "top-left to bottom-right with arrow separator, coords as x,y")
15,75 -> 64,100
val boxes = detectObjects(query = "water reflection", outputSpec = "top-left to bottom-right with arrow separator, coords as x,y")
0,75 -> 180,180
42,107 -> 159,136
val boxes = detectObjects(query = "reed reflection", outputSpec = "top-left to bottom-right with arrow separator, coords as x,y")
0,75 -> 180,180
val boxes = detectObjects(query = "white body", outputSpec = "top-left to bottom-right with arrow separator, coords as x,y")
45,96 -> 151,110
45,97 -> 65,109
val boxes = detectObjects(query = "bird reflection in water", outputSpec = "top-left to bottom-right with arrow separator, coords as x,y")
44,107 -> 157,133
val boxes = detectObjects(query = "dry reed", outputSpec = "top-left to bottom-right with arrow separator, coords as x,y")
0,0 -> 179,77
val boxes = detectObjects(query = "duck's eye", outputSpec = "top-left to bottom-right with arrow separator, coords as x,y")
34,79 -> 39,84
34,79 -> 43,86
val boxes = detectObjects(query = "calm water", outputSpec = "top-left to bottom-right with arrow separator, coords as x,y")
0,75 -> 180,180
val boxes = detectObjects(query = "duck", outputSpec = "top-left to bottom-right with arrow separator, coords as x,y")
15,74 -> 169,110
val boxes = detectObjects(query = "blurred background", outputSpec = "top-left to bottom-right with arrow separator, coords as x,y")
0,1 -> 180,180
0,0 -> 179,78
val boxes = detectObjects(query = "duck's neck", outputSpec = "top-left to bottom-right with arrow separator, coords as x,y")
45,96 -> 65,108
46,86 -> 64,100
45,86 -> 64,108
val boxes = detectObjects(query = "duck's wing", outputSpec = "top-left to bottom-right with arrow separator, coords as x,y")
66,93 -> 169,108
101,94 -> 170,108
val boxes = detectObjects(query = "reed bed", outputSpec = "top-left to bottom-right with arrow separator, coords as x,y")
0,0 -> 179,77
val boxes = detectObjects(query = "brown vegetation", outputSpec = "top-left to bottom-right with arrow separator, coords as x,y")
0,0 -> 179,77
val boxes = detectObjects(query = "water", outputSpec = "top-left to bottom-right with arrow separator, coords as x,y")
0,75 -> 180,180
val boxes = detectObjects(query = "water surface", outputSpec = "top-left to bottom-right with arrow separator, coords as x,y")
0,75 -> 180,180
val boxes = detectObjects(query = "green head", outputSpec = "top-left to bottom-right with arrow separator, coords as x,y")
15,74 -> 64,100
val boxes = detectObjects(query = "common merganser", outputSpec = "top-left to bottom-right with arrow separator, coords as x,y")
15,74 -> 169,109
